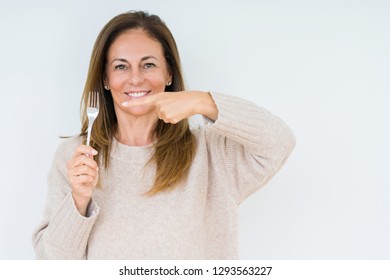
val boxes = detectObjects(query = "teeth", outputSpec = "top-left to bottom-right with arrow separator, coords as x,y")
127,91 -> 148,97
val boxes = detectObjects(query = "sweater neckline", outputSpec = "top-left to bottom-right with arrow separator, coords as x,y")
110,137 -> 154,161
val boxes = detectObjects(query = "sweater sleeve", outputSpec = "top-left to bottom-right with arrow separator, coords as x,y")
32,137 -> 100,259
205,92 -> 296,203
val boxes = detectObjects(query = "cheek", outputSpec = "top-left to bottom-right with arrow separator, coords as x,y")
107,74 -> 126,89
149,73 -> 168,90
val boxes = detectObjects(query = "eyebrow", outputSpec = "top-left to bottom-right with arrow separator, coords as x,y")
110,56 -> 159,64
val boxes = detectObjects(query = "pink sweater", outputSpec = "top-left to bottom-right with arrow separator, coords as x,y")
32,92 -> 295,259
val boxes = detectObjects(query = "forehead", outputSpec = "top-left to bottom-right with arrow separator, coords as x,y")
107,29 -> 164,59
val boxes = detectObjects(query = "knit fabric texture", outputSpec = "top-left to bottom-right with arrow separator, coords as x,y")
32,92 -> 296,259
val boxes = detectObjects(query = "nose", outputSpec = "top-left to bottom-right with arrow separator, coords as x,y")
129,68 -> 144,85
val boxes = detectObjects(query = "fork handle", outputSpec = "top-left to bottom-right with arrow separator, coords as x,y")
86,123 -> 93,146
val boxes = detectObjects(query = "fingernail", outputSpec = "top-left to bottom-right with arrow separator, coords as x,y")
92,149 -> 98,155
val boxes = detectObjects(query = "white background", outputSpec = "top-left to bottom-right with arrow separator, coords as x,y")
0,0 -> 389,259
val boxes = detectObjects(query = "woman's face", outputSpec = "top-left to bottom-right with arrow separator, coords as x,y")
105,29 -> 171,119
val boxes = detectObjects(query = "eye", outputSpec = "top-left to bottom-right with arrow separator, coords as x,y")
143,63 -> 156,69
114,64 -> 127,70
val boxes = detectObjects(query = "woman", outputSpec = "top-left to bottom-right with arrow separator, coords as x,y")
33,11 -> 295,259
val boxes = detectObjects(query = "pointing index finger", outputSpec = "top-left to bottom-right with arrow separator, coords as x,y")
122,93 -> 159,107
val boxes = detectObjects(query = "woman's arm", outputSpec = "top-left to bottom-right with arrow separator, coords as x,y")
203,92 -> 296,202
32,137 -> 100,259
122,90 -> 295,202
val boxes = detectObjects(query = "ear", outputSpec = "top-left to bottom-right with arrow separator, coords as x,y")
166,75 -> 172,87
103,75 -> 109,90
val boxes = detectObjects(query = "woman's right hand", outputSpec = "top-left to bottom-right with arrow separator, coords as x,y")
66,144 -> 99,216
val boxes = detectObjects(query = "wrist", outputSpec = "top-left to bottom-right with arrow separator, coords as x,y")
194,91 -> 218,121
71,192 -> 91,216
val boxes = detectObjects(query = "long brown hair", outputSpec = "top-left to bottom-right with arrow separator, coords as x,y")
80,11 -> 196,195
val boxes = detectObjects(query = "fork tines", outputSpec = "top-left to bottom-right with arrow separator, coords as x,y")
88,91 -> 99,108
86,91 -> 100,147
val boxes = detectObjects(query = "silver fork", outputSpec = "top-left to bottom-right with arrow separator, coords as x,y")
86,91 -> 99,146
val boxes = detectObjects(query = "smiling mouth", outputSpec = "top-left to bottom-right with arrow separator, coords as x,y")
125,91 -> 151,98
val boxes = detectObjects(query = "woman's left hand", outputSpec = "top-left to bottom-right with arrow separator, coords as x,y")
122,91 -> 218,124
